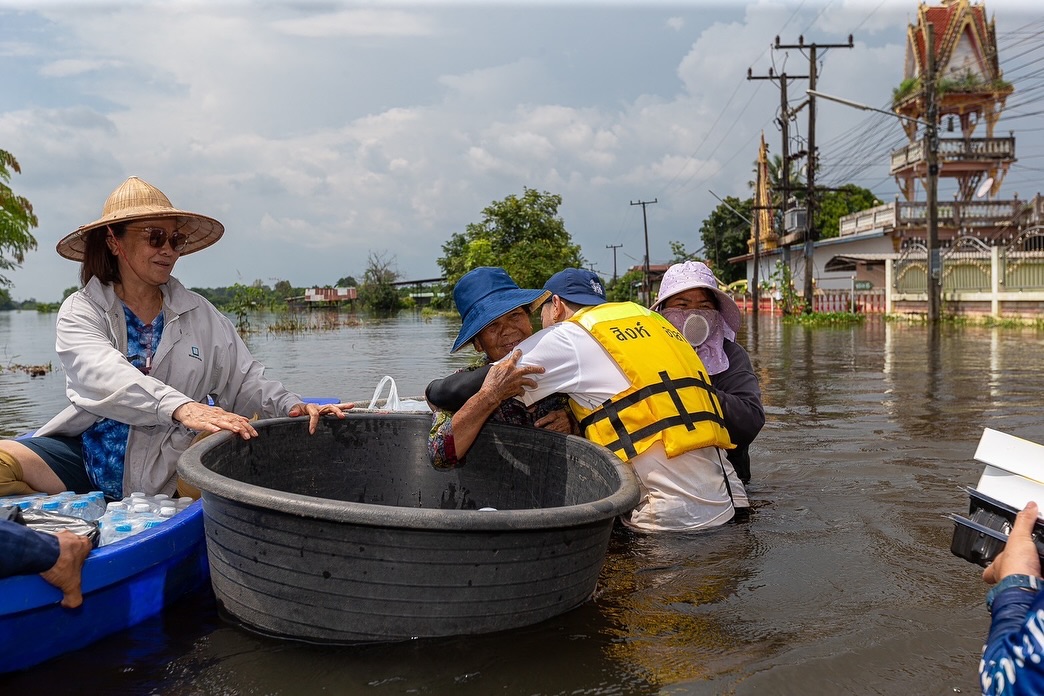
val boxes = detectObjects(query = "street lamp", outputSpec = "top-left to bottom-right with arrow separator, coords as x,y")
807,87 -> 941,323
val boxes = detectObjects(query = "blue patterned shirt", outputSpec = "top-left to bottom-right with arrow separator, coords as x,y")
81,305 -> 164,498
980,586 -> 1044,695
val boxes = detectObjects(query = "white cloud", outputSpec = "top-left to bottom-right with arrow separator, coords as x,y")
39,58 -> 117,78
0,1 -> 1040,301
271,9 -> 436,38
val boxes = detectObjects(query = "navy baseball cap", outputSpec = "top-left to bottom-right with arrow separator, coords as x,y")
543,268 -> 607,306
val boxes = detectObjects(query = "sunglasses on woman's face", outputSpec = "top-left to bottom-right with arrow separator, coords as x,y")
136,226 -> 189,252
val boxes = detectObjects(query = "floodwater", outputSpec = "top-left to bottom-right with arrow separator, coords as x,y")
2,308 -> 1043,695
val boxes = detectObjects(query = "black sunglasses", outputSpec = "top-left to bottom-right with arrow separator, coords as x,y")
137,226 -> 189,252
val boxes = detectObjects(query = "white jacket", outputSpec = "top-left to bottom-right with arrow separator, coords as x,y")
35,275 -> 302,496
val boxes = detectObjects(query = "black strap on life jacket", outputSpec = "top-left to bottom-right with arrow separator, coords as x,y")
578,370 -> 727,459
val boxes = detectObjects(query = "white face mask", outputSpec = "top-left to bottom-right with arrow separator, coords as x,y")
660,307 -> 730,375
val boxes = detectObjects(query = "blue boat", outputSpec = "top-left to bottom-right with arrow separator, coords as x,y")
0,500 -> 209,673
0,397 -> 342,672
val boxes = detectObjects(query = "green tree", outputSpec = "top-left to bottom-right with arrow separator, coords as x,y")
0,150 -> 39,287
605,268 -> 643,302
815,184 -> 877,240
272,279 -> 296,301
226,283 -> 270,333
358,251 -> 401,315
335,275 -> 358,288
765,260 -> 805,316
767,154 -> 805,204
437,188 -> 584,290
698,196 -> 753,284
668,241 -> 701,264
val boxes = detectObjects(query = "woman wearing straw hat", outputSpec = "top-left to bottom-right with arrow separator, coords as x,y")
0,176 -> 350,501
651,261 -> 764,488
425,266 -> 576,469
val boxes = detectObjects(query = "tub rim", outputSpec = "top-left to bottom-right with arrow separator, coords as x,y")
177,414 -> 641,532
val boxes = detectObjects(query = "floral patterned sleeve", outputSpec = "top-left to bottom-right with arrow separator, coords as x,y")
428,407 -> 459,470
425,360 -> 574,470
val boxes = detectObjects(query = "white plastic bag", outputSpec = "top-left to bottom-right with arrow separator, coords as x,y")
366,376 -> 429,412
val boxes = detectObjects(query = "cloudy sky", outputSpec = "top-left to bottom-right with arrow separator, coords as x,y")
1,0 -> 1041,302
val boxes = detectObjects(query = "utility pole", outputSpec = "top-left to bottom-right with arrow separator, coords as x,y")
925,25 -> 941,323
631,199 -> 658,305
808,80 -> 942,322
774,35 -> 854,313
805,47 -> 818,310
753,180 -> 761,316
606,243 -> 623,283
747,67 -> 808,317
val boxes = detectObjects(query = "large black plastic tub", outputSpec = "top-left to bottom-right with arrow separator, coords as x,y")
177,413 -> 639,643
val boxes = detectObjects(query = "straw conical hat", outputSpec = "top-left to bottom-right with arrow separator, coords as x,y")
56,176 -> 224,261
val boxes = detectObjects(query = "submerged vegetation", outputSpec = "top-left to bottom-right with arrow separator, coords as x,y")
784,312 -> 866,326
886,313 -> 1044,329
265,311 -> 362,334
0,361 -> 52,376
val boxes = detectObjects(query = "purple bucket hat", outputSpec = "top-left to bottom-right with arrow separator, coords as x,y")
651,261 -> 742,333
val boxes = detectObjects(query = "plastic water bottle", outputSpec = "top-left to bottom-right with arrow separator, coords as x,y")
122,492 -> 176,514
96,502 -> 131,546
38,499 -> 62,513
0,493 -> 45,510
63,498 -> 93,520
124,491 -> 148,509
176,497 -> 194,512
85,492 -> 107,520
58,492 -> 107,522
100,521 -> 136,546
104,501 -> 129,517
141,518 -> 165,532
95,493 -> 179,544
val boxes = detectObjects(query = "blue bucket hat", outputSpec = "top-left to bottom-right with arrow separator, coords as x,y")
543,268 -> 607,306
451,267 -> 550,353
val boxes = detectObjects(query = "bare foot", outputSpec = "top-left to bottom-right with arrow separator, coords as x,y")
39,530 -> 92,608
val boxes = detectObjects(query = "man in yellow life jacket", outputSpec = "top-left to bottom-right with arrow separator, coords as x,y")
514,268 -> 747,531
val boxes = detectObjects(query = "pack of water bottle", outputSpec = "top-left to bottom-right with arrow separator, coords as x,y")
0,490 -> 195,546
1,490 -> 108,521
96,492 -> 195,546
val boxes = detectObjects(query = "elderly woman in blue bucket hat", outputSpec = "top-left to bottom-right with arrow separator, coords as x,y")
426,267 -> 576,469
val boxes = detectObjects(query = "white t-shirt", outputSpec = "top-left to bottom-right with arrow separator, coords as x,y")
510,322 -> 746,532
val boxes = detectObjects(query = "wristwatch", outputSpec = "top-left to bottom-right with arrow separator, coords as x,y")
986,574 -> 1042,612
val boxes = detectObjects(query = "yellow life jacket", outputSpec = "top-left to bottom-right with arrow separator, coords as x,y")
566,302 -> 734,461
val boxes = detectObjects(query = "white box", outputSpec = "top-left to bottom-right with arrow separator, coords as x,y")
974,428 -> 1044,513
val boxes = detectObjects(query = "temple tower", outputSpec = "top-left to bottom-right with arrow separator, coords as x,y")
891,0 -> 1015,203
749,132 -> 779,254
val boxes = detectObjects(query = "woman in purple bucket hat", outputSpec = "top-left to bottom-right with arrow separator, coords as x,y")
652,261 -> 764,489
